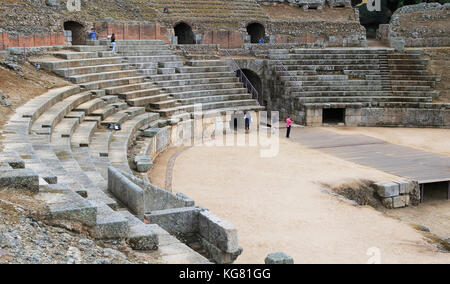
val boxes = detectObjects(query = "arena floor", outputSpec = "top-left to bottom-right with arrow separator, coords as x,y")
150,127 -> 450,264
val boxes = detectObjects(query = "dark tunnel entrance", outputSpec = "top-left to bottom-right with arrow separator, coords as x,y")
174,22 -> 195,44
64,21 -> 85,45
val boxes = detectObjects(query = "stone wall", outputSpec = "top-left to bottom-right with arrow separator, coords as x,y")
373,180 -> 420,209
0,0 -> 366,49
302,105 -> 450,128
422,48 -> 450,103
388,3 -> 450,47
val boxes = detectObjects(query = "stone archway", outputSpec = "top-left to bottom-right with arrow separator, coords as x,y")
246,22 -> 265,43
174,22 -> 195,44
64,21 -> 85,45
238,68 -> 264,106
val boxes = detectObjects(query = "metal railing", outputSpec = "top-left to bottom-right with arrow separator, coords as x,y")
223,49 -> 259,101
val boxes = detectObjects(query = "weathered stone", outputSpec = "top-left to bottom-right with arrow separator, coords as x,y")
381,197 -> 394,209
264,252 -> 294,264
0,169 -> 39,193
134,155 -> 153,173
142,128 -> 159,138
373,182 -> 400,198
146,207 -> 201,235
199,210 -> 239,254
393,195 -> 409,208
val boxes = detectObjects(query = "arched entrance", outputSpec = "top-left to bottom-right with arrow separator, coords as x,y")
64,21 -> 85,45
237,69 -> 264,105
174,22 -> 195,44
246,23 -> 265,43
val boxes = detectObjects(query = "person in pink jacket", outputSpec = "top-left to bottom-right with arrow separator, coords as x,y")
286,116 -> 292,138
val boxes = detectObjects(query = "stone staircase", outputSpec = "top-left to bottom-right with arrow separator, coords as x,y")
1,83 -> 210,263
5,39 -> 261,263
269,48 -> 443,126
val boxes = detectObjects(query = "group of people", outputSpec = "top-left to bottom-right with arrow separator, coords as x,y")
243,111 -> 293,138
89,29 -> 116,53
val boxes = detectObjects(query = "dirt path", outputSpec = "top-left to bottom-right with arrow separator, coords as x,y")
168,133 -> 449,264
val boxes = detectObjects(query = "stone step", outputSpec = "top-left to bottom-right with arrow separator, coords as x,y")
119,88 -> 161,100
302,102 -> 369,108
275,59 -> 384,65
90,132 -> 112,158
279,65 -> 382,71
71,45 -> 110,52
289,49 -> 389,54
31,92 -> 93,135
176,65 -> 230,73
104,82 -> 155,95
125,55 -> 181,63
80,76 -> 148,91
270,54 -> 383,60
390,70 -> 431,76
161,82 -> 243,93
297,96 -> 432,104
53,52 -> 98,60
127,94 -> 169,107
120,50 -> 174,57
74,98 -> 106,114
391,86 -> 431,91
101,111 -> 131,126
115,45 -> 170,52
91,105 -> 119,120
65,111 -> 86,123
137,69 -> 159,76
292,91 -> 431,97
154,76 -> 239,87
71,121 -> 98,147
178,94 -> 253,105
169,87 -> 248,99
101,95 -> 119,104
53,63 -> 130,77
389,64 -> 427,70
69,70 -> 139,84
115,40 -> 167,46
109,113 -> 160,173
36,184 -> 97,226
159,61 -> 184,68
117,210 -> 158,250
130,62 -> 158,69
388,59 -> 429,65
157,67 -> 176,75
153,99 -> 258,117
186,60 -> 227,67
280,75 -> 348,81
89,199 -> 129,239
149,71 -> 235,82
52,118 -> 80,139
290,85 -> 384,92
40,57 -> 123,70
149,99 -> 177,109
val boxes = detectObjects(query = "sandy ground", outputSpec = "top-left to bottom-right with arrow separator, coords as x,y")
323,127 -> 450,156
164,133 -> 449,264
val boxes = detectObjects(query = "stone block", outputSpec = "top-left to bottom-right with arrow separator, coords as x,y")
146,207 -> 201,235
264,252 -> 294,264
381,197 -> 394,209
0,152 -> 25,169
200,237 -> 242,264
142,128 -> 160,138
134,155 -> 153,173
373,182 -> 400,198
0,168 -> 39,193
390,38 -> 405,52
395,180 -> 413,195
199,210 -> 239,253
393,195 -> 409,208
